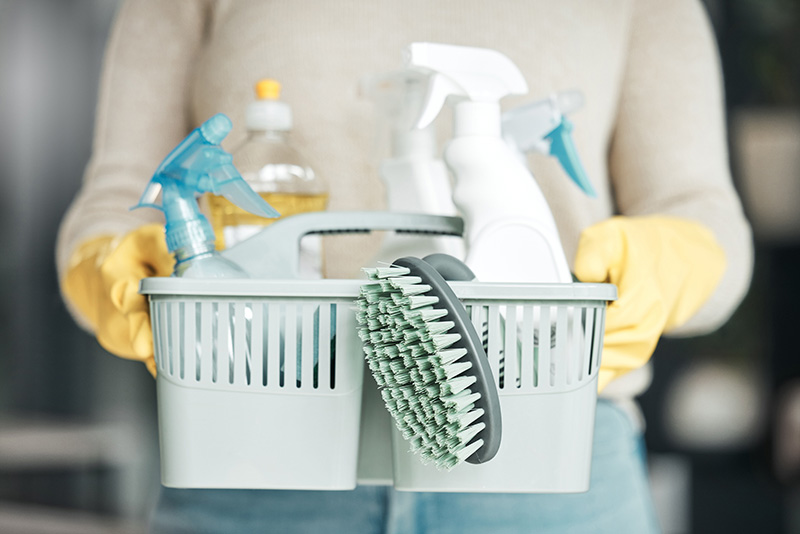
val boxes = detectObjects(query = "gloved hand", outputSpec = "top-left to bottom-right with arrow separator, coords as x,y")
574,216 -> 726,392
61,224 -> 174,376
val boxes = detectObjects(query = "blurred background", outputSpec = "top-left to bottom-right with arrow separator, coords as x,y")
0,0 -> 798,532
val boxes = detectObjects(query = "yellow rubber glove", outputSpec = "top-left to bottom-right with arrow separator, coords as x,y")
61,224 -> 174,377
574,216 -> 726,392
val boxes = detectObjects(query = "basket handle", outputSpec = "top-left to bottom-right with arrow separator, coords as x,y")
221,211 -> 464,279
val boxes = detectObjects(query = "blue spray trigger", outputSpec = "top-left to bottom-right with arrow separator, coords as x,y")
132,113 -> 280,254
218,180 -> 280,218
545,118 -> 596,198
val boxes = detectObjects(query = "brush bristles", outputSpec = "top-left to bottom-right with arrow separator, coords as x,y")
356,265 -> 485,470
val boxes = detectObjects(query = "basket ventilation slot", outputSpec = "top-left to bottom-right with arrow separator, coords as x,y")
465,302 -> 605,392
153,300 -> 338,391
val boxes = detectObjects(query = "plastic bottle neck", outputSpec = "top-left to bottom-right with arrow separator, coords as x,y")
453,101 -> 502,137
391,126 -> 436,158
247,129 -> 289,142
172,241 -> 216,265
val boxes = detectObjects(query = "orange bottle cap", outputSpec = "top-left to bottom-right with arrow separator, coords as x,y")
255,79 -> 281,100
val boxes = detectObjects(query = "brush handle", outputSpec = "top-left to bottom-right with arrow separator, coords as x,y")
422,253 -> 476,282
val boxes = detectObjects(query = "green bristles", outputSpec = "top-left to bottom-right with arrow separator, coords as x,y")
355,264 -> 486,471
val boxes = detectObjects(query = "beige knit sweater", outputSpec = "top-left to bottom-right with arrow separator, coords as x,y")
57,0 -> 753,396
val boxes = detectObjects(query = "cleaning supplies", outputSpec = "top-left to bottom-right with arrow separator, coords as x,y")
502,90 -> 596,197
134,113 -> 279,278
360,70 -> 464,262
135,113 -> 279,383
207,79 -> 328,278
405,42 -> 572,285
356,254 -> 502,470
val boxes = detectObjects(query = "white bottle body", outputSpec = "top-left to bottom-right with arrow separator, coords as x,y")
444,104 -> 572,284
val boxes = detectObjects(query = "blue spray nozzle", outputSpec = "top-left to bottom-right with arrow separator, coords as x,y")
200,113 -> 233,144
544,118 -> 596,198
502,90 -> 596,198
133,113 -> 280,253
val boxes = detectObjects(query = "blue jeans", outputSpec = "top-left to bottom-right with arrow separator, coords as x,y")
150,400 -> 661,533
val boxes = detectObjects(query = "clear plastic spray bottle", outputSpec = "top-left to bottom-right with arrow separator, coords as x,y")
135,113 -> 280,379
135,113 -> 279,279
360,69 -> 465,263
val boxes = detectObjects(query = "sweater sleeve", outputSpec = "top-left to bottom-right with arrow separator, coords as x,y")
608,0 -> 754,336
56,0 -> 210,329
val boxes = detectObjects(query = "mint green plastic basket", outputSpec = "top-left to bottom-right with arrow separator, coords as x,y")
141,278 -> 365,490
141,212 -> 616,492
388,281 -> 615,492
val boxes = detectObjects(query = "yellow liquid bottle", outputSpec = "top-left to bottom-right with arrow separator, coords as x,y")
208,80 -> 329,277
208,190 -> 328,248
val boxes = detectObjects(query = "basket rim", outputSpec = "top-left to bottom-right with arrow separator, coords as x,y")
140,277 -> 617,302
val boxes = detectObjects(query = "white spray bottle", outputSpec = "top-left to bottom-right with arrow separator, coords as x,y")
405,42 -> 572,284
360,70 -> 465,262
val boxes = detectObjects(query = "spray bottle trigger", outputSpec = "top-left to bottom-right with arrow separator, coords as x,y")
414,73 -> 461,129
545,118 -> 596,198
132,180 -> 164,212
217,180 -> 280,218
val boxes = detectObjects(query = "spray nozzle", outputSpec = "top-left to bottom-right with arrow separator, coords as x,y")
404,42 -> 528,129
502,90 -> 596,197
545,117 -> 595,197
133,113 -> 280,253
200,113 -> 233,144
359,69 -> 429,131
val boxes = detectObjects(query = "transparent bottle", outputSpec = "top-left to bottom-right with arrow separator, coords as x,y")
173,234 -> 248,279
207,79 -> 329,278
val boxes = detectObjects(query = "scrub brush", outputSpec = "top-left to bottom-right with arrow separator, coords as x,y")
355,255 -> 502,470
